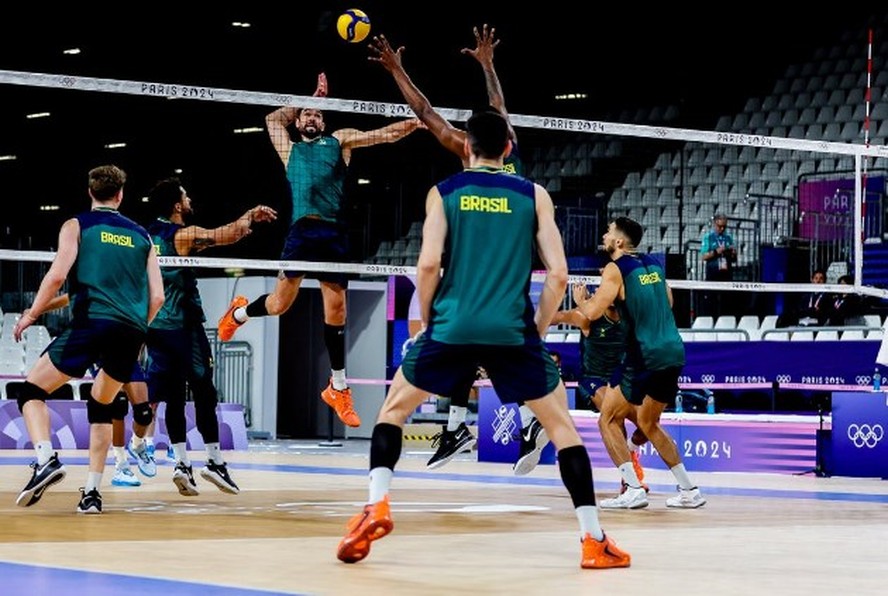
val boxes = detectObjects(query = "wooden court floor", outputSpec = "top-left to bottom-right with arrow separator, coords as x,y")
1,441 -> 887,595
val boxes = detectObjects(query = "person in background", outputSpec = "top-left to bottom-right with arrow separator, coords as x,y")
699,214 -> 736,318
146,177 -> 276,497
828,274 -> 865,326
575,216 -> 705,510
797,268 -> 833,327
551,285 -> 650,494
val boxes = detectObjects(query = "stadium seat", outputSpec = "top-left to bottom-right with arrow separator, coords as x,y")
840,329 -> 865,340
737,315 -> 761,341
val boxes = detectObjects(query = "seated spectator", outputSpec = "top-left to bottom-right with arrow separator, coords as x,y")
797,268 -> 834,326
827,274 -> 865,326
776,268 -> 832,327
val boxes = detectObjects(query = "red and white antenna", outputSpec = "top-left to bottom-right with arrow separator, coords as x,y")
862,27 -> 873,242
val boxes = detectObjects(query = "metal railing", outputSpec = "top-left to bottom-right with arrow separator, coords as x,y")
206,328 -> 254,428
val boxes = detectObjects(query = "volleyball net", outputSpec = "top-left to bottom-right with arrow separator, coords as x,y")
1,67 -> 888,316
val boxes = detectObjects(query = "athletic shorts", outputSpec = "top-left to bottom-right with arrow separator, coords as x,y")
576,375 -> 610,410
47,319 -> 145,384
616,363 -> 683,406
88,360 -> 147,383
401,335 -> 561,404
145,325 -> 213,404
280,217 -> 350,287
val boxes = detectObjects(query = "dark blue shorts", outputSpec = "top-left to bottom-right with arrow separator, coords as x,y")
577,375 -> 610,408
401,335 -> 561,404
88,360 -> 147,383
616,364 -> 682,406
145,325 -> 213,404
280,218 -> 350,287
47,319 -> 145,383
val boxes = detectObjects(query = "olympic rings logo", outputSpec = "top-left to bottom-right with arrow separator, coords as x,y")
701,374 -> 715,384
847,424 -> 884,448
775,375 -> 792,384
855,375 -> 872,385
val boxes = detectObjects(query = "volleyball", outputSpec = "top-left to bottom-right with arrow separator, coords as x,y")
336,9 -> 371,43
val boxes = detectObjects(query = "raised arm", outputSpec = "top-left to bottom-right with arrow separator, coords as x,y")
173,205 -> 277,256
576,263 -> 622,322
417,186 -> 447,328
369,34 -> 467,160
461,24 -> 516,142
265,73 -> 328,166
333,118 -> 424,165
533,185 -> 569,337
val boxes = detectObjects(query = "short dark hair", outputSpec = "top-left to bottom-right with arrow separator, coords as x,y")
613,216 -> 644,249
149,177 -> 184,215
466,108 -> 509,159
88,165 -> 126,201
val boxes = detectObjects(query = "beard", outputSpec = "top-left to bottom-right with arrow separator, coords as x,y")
300,126 -> 321,140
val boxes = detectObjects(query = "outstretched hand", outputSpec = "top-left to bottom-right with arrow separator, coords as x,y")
249,205 -> 278,224
313,73 -> 328,97
13,311 -> 34,342
571,282 -> 590,306
368,35 -> 405,73
461,24 -> 500,65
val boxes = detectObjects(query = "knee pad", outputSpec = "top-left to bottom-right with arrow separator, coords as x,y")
111,392 -> 129,421
132,401 -> 154,426
87,395 -> 115,424
16,381 -> 50,413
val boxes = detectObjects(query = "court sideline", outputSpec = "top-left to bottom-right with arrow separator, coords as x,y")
1,439 -> 886,595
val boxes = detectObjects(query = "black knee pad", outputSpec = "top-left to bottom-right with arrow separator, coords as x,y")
111,392 -> 129,421
132,401 -> 154,426
87,395 -> 115,424
16,381 -> 50,413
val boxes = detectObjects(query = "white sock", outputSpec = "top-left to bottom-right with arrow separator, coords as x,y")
35,441 -> 54,466
233,307 -> 249,323
331,369 -> 348,391
144,436 -> 154,447
130,434 -> 145,450
576,505 -> 604,541
113,446 -> 128,467
172,442 -> 190,465
206,442 -> 223,465
447,406 -> 467,432
85,471 -> 103,493
368,467 -> 393,504
627,435 -> 638,452
670,463 -> 695,490
618,462 -> 642,488
518,404 -> 535,428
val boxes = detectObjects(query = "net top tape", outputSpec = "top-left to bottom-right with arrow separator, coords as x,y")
1,69 -> 885,158
1,248 -> 884,298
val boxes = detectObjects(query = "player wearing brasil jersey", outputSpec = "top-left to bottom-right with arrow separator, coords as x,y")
575,216 -> 706,510
370,25 -> 547,474
217,72 -> 422,430
147,177 -> 276,497
551,288 -> 650,493
337,109 -> 630,570
12,164 -> 164,514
